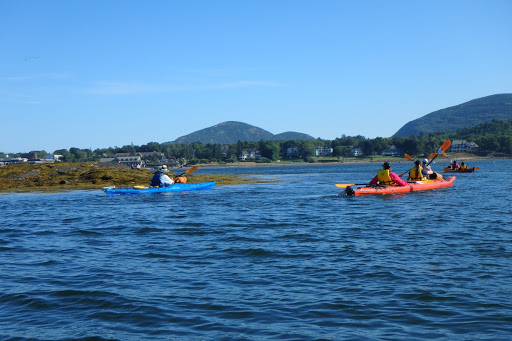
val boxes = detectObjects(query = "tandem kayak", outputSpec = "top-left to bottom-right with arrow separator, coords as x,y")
442,167 -> 478,173
341,177 -> 455,196
102,182 -> 215,195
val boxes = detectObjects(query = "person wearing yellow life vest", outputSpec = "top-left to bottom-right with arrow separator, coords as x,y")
408,160 -> 427,181
460,162 -> 467,169
369,162 -> 407,186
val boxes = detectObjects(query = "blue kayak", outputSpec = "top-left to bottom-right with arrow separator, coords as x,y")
102,182 -> 215,195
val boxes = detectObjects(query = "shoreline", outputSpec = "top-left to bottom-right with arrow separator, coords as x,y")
185,155 -> 509,169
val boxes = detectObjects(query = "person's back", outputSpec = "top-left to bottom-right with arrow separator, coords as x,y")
150,166 -> 175,187
370,162 -> 407,186
408,160 -> 427,181
460,162 -> 467,169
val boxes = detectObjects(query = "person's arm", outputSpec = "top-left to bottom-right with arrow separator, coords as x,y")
161,174 -> 175,186
390,172 -> 407,186
369,175 -> 379,185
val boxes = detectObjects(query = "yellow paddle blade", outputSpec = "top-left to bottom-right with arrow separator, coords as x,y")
185,165 -> 199,174
404,154 -> 413,161
335,184 -> 355,188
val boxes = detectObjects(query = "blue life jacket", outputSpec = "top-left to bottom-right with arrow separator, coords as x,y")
150,172 -> 174,187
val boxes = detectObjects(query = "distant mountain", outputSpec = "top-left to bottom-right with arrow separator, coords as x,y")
393,94 -> 512,137
272,132 -> 315,141
170,121 -> 314,144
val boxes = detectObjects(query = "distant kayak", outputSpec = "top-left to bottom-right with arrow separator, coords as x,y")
102,182 -> 215,195
442,167 -> 478,173
338,177 -> 455,196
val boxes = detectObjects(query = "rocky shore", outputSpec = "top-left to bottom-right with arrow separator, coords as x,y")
0,162 -> 277,193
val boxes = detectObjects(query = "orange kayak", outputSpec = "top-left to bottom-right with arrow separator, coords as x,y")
442,167 -> 477,173
344,177 -> 455,196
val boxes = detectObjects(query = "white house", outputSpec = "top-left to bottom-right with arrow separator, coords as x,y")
239,149 -> 261,160
381,145 -> 400,156
315,146 -> 333,156
352,147 -> 363,156
449,140 -> 479,153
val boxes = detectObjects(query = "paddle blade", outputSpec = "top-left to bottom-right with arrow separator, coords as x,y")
428,152 -> 437,159
404,154 -> 413,161
438,139 -> 451,153
441,152 -> 448,157
185,165 -> 199,174
335,184 -> 355,188
474,167 -> 480,170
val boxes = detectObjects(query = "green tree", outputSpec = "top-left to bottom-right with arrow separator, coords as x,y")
261,141 -> 280,161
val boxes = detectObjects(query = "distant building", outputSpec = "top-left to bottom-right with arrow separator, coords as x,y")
315,146 -> 333,156
116,156 -> 144,168
286,147 -> 300,157
138,152 -> 166,161
449,140 -> 479,153
381,145 -> 400,156
352,147 -> 363,156
239,149 -> 261,160
0,157 -> 26,166
99,158 -> 117,163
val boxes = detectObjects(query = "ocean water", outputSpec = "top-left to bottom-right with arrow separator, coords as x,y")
1,160 -> 511,340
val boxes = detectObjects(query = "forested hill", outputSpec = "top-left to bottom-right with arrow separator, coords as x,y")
393,94 -> 512,137
170,121 -> 314,144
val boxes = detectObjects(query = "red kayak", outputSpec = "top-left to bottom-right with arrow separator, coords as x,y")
339,177 -> 456,196
442,167 -> 478,173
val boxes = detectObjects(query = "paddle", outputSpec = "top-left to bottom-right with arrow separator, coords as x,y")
399,154 -> 419,177
336,183 -> 372,188
427,139 -> 451,165
173,165 -> 199,179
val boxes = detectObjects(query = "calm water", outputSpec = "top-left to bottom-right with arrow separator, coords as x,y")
1,160 -> 511,340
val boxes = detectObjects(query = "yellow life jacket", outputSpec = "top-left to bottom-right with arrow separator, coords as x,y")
460,164 -> 467,169
377,169 -> 394,185
409,166 -> 427,181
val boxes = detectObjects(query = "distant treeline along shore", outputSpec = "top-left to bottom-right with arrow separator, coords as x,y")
1,119 -> 511,167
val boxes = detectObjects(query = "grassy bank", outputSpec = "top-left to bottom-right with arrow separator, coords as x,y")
0,162 -> 278,193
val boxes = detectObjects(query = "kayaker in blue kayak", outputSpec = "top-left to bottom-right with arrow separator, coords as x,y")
150,165 -> 175,187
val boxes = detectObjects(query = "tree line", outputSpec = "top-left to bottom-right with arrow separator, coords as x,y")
2,119 -> 511,163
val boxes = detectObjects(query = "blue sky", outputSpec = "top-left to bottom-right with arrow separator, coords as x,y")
1,0 -> 511,153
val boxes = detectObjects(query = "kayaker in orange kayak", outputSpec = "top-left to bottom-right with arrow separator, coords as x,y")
369,162 -> 407,186
407,160 -> 427,181
421,159 -> 443,180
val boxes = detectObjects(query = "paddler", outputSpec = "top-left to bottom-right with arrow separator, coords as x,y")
421,159 -> 442,180
407,160 -> 427,181
460,162 -> 467,169
369,162 -> 407,186
150,165 -> 175,187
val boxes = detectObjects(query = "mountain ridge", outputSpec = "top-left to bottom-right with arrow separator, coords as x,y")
169,121 -> 315,144
394,94 -> 512,137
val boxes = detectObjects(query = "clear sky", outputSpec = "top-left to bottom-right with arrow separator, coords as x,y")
1,0 -> 511,153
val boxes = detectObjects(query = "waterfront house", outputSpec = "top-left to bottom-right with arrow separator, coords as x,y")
315,146 -> 333,156
449,140 -> 479,153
